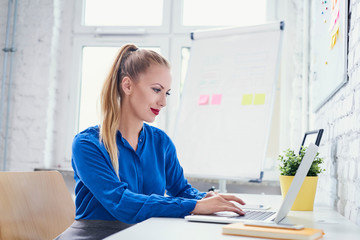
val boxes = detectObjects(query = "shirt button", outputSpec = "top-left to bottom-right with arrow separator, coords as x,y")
139,139 -> 143,142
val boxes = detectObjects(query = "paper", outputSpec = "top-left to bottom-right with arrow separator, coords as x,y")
329,0 -> 340,32
198,95 -> 209,105
211,94 -> 222,105
241,94 -> 253,105
254,94 -> 266,105
330,23 -> 339,49
329,0 -> 340,49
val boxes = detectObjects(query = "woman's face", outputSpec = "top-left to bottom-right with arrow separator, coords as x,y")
126,64 -> 171,123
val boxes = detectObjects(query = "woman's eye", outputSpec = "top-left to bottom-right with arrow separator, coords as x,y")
166,92 -> 171,96
152,88 -> 161,93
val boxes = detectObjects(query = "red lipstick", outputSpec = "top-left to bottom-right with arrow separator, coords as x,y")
151,108 -> 160,115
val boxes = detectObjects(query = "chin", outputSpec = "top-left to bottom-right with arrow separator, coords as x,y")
144,116 -> 156,123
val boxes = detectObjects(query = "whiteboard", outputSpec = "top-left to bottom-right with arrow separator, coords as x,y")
174,22 -> 284,180
311,0 -> 348,111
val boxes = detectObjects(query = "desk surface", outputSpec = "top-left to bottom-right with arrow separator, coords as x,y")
105,194 -> 360,240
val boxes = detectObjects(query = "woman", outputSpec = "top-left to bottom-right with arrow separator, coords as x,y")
56,44 -> 245,239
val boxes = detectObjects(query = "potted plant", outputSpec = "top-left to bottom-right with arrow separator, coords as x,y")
278,146 -> 325,211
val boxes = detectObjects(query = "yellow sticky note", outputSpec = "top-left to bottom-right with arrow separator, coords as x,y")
241,94 -> 253,105
254,94 -> 266,105
330,23 -> 339,49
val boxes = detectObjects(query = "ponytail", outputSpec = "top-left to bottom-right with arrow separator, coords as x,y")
99,44 -> 170,179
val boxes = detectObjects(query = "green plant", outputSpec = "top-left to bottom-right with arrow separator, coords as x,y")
278,146 -> 325,176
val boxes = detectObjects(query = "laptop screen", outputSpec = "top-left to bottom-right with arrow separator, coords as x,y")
274,143 -> 319,223
299,129 -> 323,153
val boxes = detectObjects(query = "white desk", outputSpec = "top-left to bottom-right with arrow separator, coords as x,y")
105,194 -> 360,240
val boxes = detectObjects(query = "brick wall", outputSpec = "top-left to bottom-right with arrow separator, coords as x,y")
0,0 -> 74,171
0,0 -> 53,170
309,0 -> 360,225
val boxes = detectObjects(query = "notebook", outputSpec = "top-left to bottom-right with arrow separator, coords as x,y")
185,143 -> 319,226
222,222 -> 324,239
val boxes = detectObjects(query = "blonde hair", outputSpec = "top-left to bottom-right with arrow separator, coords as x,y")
100,44 -> 170,178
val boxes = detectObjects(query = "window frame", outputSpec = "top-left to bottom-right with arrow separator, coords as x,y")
72,35 -> 170,128
66,0 -> 280,167
64,36 -> 171,161
74,0 -> 172,34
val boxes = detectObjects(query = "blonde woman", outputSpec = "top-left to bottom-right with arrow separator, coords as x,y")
56,44 -> 245,239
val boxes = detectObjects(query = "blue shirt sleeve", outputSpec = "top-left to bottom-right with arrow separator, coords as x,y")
163,137 -> 206,200
72,133 -> 199,224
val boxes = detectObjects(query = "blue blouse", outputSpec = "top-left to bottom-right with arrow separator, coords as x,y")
71,123 -> 205,224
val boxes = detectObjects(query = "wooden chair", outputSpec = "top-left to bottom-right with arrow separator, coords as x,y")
0,171 -> 75,240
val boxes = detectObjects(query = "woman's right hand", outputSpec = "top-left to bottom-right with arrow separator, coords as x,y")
191,194 -> 245,215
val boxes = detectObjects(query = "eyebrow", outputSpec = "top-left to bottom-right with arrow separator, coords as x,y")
151,83 -> 167,90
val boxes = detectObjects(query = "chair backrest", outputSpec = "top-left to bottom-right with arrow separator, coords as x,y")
0,171 -> 75,240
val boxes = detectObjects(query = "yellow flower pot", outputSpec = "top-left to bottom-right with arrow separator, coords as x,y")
279,175 -> 318,211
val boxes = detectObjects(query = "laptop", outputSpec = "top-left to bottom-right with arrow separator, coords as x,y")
185,143 -> 320,227
300,129 -> 323,153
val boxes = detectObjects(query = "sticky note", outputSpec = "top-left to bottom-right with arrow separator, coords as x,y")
211,94 -> 222,105
198,95 -> 209,105
254,94 -> 266,105
241,94 -> 253,105
329,1 -> 340,31
330,24 -> 339,49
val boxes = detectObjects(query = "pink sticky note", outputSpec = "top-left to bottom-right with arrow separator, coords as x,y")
211,94 -> 222,105
198,95 -> 209,105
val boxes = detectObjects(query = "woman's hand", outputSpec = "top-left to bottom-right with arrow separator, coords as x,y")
191,193 -> 246,215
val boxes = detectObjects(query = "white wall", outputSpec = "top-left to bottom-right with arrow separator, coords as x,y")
309,0 -> 360,225
279,0 -> 306,151
0,0 -> 359,226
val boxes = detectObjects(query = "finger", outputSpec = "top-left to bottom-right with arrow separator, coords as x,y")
221,204 -> 245,215
204,191 -> 217,198
229,200 -> 245,215
220,194 -> 246,205
217,197 -> 245,215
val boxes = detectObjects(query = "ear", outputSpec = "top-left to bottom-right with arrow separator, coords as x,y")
121,76 -> 133,95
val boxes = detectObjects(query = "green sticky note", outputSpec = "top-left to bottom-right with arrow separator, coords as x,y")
241,94 -> 253,105
254,94 -> 266,105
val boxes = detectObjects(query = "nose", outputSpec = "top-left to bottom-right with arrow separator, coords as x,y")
158,93 -> 167,107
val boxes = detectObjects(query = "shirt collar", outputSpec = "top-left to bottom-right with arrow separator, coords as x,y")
116,123 -> 146,144
138,123 -> 145,140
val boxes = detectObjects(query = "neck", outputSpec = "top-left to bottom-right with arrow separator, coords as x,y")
118,104 -> 143,145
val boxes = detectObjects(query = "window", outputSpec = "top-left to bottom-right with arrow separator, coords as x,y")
68,0 -> 275,163
74,0 -> 171,34
79,47 -> 117,131
83,0 -> 164,26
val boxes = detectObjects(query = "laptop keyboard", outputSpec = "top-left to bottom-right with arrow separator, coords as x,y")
231,210 -> 276,221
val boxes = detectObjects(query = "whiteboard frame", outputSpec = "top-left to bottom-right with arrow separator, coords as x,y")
311,0 -> 348,112
174,21 -> 285,181
191,22 -> 284,40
